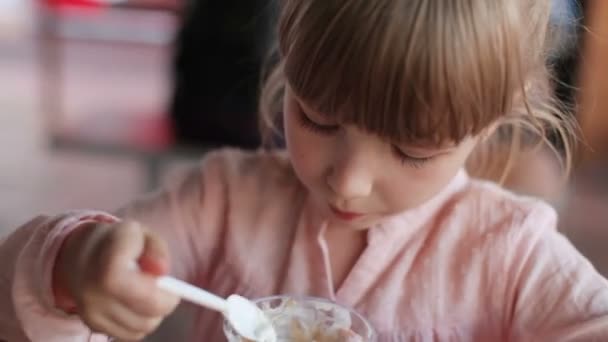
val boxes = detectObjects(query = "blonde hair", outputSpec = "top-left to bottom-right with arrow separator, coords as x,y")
259,0 -> 577,182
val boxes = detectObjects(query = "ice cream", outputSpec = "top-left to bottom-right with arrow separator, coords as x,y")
224,296 -> 374,342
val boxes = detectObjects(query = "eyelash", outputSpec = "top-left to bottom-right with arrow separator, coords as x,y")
297,109 -> 433,168
390,146 -> 433,168
297,110 -> 340,135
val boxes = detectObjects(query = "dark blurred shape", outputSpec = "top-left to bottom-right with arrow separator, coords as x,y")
550,0 -> 585,109
170,0 -> 277,149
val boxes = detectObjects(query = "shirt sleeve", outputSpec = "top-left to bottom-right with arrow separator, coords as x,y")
0,151 -> 231,341
509,203 -> 608,341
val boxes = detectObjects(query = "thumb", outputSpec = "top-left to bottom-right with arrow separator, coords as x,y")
137,230 -> 170,276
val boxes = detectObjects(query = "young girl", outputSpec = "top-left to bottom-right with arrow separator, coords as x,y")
2,0 -> 607,341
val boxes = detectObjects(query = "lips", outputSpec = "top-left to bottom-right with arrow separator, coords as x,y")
329,205 -> 364,221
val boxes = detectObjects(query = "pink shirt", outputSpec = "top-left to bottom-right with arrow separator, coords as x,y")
2,149 -> 608,341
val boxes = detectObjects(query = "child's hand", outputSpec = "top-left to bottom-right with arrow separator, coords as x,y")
54,220 -> 180,340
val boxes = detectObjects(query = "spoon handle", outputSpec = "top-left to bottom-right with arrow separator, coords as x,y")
156,276 -> 229,313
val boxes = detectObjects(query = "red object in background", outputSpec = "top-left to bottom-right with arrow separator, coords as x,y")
46,0 -> 101,7
44,0 -> 104,13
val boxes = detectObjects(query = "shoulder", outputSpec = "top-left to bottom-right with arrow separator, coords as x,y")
449,177 -> 557,237
428,177 -> 559,265
151,148 -> 304,222
198,148 -> 302,194
195,149 -> 306,284
196,148 -> 306,231
202,148 -> 294,178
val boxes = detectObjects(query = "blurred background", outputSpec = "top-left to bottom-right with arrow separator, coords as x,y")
0,0 -> 607,338
0,0 -> 276,230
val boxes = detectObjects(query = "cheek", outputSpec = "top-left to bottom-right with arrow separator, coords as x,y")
414,142 -> 476,191
283,111 -> 326,185
382,153 -> 470,211
381,171 -> 444,211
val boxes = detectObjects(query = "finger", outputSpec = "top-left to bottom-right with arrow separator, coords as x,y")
106,221 -> 147,268
137,231 -> 170,276
84,309 -> 147,342
95,222 -> 146,294
106,302 -> 163,337
112,275 -> 180,317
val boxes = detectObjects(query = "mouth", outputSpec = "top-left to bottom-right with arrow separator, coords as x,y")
329,205 -> 365,221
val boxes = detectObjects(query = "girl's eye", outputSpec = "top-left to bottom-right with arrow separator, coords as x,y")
297,110 -> 340,135
391,145 -> 434,168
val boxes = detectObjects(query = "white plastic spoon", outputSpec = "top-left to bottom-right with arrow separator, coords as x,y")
131,264 -> 276,341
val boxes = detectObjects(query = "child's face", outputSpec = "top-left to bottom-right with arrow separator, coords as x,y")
283,88 -> 479,229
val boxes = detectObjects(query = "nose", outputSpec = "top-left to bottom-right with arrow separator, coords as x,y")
326,153 -> 373,200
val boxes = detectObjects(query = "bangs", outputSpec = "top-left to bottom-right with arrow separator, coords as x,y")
278,0 -> 530,145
